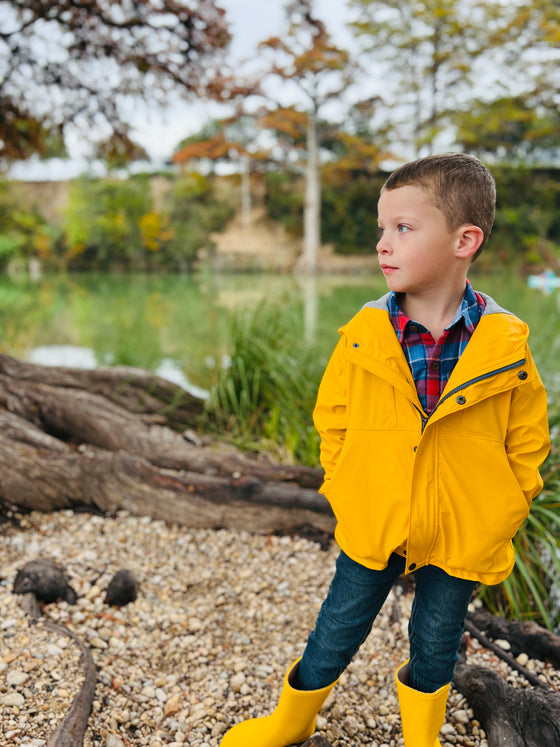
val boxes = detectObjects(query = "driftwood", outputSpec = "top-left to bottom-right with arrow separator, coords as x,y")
454,659 -> 560,746
453,613 -> 560,746
0,354 -> 334,537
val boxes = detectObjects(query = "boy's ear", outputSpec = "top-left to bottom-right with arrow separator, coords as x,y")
455,225 -> 484,260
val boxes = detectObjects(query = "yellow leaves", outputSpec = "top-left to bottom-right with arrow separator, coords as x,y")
32,231 -> 52,259
67,241 -> 86,258
139,212 -> 175,253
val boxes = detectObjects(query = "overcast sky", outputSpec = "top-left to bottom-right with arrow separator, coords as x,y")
10,0 -> 355,181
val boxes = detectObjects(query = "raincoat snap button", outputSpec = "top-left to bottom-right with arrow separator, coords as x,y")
408,563 -> 417,571
352,342 -> 360,348
456,395 -> 466,405
518,370 -> 528,380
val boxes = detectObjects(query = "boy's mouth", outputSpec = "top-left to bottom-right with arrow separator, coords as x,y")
380,264 -> 398,274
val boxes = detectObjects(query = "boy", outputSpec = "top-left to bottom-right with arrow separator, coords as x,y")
221,153 -> 550,747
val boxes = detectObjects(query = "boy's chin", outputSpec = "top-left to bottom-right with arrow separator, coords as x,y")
383,276 -> 407,293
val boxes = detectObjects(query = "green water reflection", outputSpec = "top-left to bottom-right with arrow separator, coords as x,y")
0,271 -> 558,396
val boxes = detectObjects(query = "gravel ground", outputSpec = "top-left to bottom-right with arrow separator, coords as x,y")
0,509 -> 558,747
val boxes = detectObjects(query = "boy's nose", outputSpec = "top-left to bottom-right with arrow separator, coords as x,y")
376,234 -> 391,254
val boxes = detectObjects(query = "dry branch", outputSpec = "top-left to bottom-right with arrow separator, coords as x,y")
467,610 -> 560,668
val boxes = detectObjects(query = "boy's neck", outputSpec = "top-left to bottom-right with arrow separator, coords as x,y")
398,281 -> 468,341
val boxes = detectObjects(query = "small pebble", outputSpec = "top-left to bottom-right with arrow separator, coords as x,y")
1,692 -> 25,706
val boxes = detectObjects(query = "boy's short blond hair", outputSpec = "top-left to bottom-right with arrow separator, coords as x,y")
382,153 -> 496,260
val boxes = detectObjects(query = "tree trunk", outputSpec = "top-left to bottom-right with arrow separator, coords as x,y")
0,355 -> 334,538
298,108 -> 321,273
240,155 -> 251,232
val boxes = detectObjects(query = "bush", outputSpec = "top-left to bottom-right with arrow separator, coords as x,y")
264,171 -> 303,236
61,173 -> 236,272
488,167 -> 560,271
159,174 -> 236,271
0,179 -> 57,271
321,173 -> 386,255
64,176 -> 153,270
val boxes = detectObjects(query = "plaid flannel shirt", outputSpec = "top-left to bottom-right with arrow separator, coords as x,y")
388,282 -> 486,415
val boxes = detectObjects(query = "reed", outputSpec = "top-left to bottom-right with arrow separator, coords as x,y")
479,406 -> 560,631
203,300 -> 325,465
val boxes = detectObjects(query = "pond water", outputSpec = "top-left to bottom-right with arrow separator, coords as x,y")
0,270 -> 558,399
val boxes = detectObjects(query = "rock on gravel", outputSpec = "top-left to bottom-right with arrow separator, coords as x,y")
0,510 -> 558,746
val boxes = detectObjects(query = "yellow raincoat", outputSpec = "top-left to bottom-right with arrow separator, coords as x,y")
314,293 -> 550,585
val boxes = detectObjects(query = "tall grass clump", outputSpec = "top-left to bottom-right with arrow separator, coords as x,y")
479,405 -> 560,632
203,300 -> 328,466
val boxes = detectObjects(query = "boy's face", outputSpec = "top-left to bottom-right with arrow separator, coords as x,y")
376,185 -> 464,296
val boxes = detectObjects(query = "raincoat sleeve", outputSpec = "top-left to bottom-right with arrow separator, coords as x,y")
505,347 -> 550,504
313,335 -> 348,493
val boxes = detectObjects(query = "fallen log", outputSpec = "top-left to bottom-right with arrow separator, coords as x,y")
0,355 -> 333,537
0,354 -> 203,430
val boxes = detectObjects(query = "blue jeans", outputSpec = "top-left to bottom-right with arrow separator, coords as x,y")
296,551 -> 476,693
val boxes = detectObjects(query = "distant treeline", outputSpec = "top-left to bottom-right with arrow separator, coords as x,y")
2,165 -> 559,274
267,166 -> 560,273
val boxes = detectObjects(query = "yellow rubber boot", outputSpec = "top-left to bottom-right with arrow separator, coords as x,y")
220,659 -> 337,747
395,661 -> 450,747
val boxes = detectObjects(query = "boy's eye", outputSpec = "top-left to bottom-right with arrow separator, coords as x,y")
377,226 -> 385,238
398,224 -> 410,233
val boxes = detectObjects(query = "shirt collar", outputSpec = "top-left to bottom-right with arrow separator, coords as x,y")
387,281 -> 483,343
449,280 -> 483,331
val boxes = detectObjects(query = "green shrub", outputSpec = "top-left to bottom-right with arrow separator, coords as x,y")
322,173 -> 386,256
0,179 -> 56,270
264,171 -> 303,236
488,167 -> 560,270
64,176 -> 153,270
62,173 -> 235,272
159,174 -> 236,271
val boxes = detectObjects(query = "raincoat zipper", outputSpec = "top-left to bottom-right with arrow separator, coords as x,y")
418,358 -> 526,434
